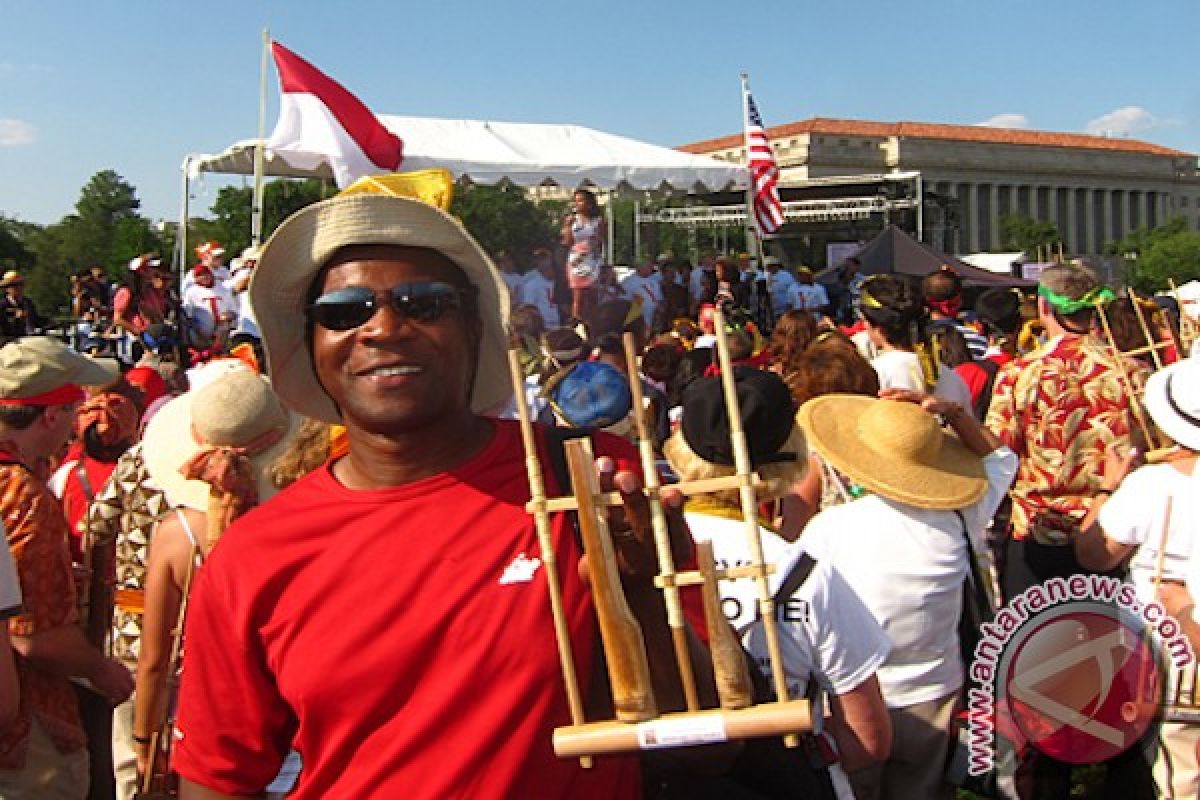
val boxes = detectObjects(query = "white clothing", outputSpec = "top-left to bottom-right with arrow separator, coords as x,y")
1102,463 -> 1199,602
800,448 -> 1018,708
685,512 -> 889,800
0,525 -> 21,619
517,272 -> 560,328
501,271 -> 527,299
788,283 -> 829,315
621,273 -> 661,329
225,267 -> 259,338
871,349 -> 974,409
181,283 -> 237,338
182,265 -> 230,295
767,270 -> 797,314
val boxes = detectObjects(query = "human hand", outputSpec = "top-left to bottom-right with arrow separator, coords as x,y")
878,387 -> 928,406
1101,443 -> 1140,491
90,658 -> 134,705
1157,581 -> 1195,621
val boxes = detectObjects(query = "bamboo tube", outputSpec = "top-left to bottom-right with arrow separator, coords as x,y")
621,333 -> 700,711
696,540 -> 754,709
506,349 -> 592,767
1127,289 -> 1165,371
553,700 -> 812,758
1097,304 -> 1159,449
565,437 -> 657,722
532,473 -> 766,514
711,307 -> 797,747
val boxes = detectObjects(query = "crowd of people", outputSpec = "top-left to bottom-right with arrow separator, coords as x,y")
0,185 -> 1198,800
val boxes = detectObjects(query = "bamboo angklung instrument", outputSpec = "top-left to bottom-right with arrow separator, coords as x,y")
710,306 -> 799,747
1096,302 -> 1161,450
1127,288 -> 1166,371
1169,279 -> 1199,355
696,539 -> 754,709
506,349 -> 593,768
621,332 -> 700,712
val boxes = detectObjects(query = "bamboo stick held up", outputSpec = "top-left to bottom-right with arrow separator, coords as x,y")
696,540 -> 754,709
564,436 -> 658,722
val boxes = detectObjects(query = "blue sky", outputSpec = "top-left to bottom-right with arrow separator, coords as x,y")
3,0 -> 1199,226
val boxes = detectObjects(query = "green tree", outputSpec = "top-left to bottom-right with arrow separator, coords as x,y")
1112,217 -> 1200,294
999,213 -> 1061,254
0,216 -> 36,271
200,179 -> 332,259
451,184 -> 557,261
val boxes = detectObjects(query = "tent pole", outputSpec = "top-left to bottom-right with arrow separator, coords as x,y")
633,201 -> 641,264
252,28 -> 270,246
915,173 -> 924,243
177,156 -> 191,283
606,190 -> 615,265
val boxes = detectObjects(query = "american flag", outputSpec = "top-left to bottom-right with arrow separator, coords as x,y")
743,84 -> 785,236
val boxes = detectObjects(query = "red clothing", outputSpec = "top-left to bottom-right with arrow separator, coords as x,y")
173,421 -> 642,799
986,351 -> 1014,368
58,457 -> 118,564
953,362 -> 991,409
0,452 -> 86,768
112,286 -> 168,334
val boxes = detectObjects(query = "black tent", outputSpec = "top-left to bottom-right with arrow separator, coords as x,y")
819,225 -> 1034,288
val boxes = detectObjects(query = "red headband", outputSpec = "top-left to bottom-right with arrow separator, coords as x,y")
927,296 -> 963,318
0,384 -> 85,407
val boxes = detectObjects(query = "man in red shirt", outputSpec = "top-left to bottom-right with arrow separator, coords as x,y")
0,337 -> 134,798
173,194 -> 722,799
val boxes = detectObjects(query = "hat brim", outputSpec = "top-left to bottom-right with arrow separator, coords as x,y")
797,395 -> 987,510
249,194 -> 512,424
1144,364 -> 1200,451
142,390 -> 300,511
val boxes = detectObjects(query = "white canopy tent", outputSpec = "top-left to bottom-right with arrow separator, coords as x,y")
188,115 -> 748,192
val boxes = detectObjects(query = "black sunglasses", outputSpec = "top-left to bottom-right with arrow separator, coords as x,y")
306,281 -> 474,331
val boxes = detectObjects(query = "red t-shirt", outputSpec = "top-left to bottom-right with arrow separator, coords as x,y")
172,420 -> 643,799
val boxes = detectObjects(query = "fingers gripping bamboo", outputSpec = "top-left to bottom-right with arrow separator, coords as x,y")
565,437 -> 658,722
506,350 -> 592,767
621,333 -> 700,711
711,308 -> 797,747
696,540 -> 754,709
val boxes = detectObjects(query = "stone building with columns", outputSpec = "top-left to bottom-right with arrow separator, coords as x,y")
679,118 -> 1200,258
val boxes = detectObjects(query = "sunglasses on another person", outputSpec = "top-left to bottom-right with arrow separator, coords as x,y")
306,281 -> 475,331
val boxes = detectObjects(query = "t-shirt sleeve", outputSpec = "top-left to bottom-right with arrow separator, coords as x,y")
0,527 -> 22,620
1098,469 -> 1153,547
171,560 -> 295,794
806,560 -> 890,695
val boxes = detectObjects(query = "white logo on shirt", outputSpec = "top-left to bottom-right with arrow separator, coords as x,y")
499,552 -> 542,585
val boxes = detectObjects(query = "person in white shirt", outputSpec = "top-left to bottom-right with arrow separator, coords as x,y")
764,256 -> 797,317
181,265 -> 237,350
797,389 -> 1017,800
621,262 -> 661,332
1076,358 -> 1200,800
225,246 -> 261,343
690,254 -> 716,312
517,258 -> 561,329
495,251 -> 528,298
664,369 -> 892,798
788,267 -> 831,318
857,274 -> 973,409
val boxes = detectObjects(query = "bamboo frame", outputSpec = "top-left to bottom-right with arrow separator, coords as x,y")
1169,278 -> 1199,356
1096,303 -> 1161,450
507,306 -> 811,759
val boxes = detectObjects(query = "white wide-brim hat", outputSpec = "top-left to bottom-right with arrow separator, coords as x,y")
1144,359 -> 1200,452
248,193 -> 512,424
142,369 -> 299,511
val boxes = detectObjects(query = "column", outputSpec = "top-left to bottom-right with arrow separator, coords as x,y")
967,183 -> 981,252
987,183 -> 1000,250
1083,188 -> 1097,256
1065,187 -> 1078,255
1029,184 -> 1041,219
1101,189 -> 1114,246
1121,190 -> 1132,238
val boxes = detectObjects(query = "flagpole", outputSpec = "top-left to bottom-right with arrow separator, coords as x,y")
252,28 -> 270,247
739,73 -> 765,270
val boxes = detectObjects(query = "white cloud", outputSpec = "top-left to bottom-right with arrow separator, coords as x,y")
0,119 -> 35,146
1085,106 -> 1159,137
976,113 -> 1030,129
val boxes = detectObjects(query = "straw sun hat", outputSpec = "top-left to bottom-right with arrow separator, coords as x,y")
143,369 -> 298,511
249,193 -> 511,424
797,394 -> 986,510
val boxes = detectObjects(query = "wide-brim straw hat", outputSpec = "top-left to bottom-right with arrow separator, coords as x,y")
249,193 -> 511,423
797,394 -> 986,510
142,369 -> 299,511
1144,358 -> 1200,452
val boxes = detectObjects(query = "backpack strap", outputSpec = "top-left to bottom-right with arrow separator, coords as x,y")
772,551 -> 817,607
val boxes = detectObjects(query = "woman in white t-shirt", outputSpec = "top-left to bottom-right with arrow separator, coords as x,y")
856,275 -> 973,409
665,368 -> 892,798
797,389 -> 1017,800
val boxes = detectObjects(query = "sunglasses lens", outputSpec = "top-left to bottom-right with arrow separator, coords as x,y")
308,288 -> 376,331
390,283 -> 462,323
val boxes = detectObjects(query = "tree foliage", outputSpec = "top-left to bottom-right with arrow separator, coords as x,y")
196,179 -> 333,260
451,184 -> 558,262
999,213 -> 1061,254
1111,217 -> 1200,294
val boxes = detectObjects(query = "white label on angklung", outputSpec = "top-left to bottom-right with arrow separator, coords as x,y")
636,715 -> 729,749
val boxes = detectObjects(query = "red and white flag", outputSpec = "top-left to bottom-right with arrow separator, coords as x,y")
741,76 -> 785,236
266,42 -> 403,188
